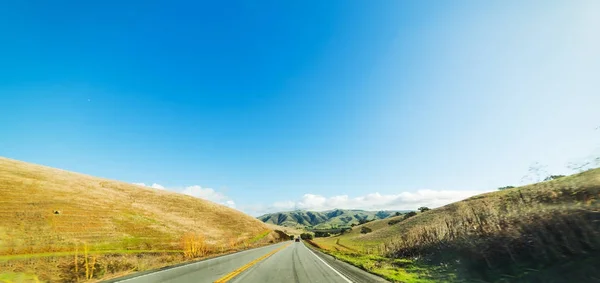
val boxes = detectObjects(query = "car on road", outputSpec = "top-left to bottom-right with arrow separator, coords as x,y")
295,238 -> 300,242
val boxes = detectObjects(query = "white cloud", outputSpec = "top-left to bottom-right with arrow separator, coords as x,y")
132,183 -> 235,208
224,200 -> 236,208
182,185 -> 228,201
181,185 -> 236,208
150,183 -> 165,190
132,183 -> 165,190
244,189 -> 493,216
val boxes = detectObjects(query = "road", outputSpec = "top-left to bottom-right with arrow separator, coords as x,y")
104,241 -> 388,283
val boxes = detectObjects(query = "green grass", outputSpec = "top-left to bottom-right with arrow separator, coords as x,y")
328,251 -> 455,283
0,250 -> 183,261
0,272 -> 41,283
248,230 -> 272,244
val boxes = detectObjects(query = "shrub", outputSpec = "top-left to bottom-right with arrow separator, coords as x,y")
418,207 -> 430,213
498,186 -> 516,190
300,233 -> 313,240
544,175 -> 566,181
360,226 -> 372,234
403,211 -> 417,220
388,219 -> 402,225
314,231 -> 331,237
181,232 -> 207,259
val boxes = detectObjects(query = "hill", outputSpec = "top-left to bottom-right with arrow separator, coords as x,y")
0,157 -> 276,282
257,209 -> 409,229
264,223 -> 304,238
312,168 -> 600,283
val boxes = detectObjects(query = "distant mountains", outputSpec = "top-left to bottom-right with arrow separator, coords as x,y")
257,209 -> 411,229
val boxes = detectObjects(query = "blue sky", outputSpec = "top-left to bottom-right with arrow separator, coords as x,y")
1,1 -> 599,216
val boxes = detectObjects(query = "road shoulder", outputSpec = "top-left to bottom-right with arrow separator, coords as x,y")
303,242 -> 389,283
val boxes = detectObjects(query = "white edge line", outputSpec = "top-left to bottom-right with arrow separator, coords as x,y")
116,242 -> 287,282
304,244 -> 353,283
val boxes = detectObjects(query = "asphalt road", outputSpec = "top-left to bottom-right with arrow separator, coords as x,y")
105,241 -> 388,283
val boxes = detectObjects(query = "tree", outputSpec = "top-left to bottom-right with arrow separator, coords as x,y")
300,233 -> 313,240
418,207 -> 430,213
290,235 -> 294,240
314,231 -> 331,237
394,212 -> 401,216
498,186 -> 515,191
360,226 -> 372,234
403,211 -> 417,220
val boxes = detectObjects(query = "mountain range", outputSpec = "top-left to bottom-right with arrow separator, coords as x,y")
257,209 -> 410,229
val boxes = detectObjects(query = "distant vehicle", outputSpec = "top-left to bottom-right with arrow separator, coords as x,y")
295,238 -> 300,242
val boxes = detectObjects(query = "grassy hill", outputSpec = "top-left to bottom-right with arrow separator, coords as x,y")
264,223 -> 304,238
312,168 -> 600,283
0,157 -> 276,282
257,209 -> 408,229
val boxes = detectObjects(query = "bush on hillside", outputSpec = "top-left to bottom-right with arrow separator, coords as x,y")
300,233 -> 313,240
360,226 -> 372,234
418,207 -> 430,212
388,219 -> 402,225
181,233 -> 207,258
314,231 -> 331,237
544,175 -> 566,181
498,186 -> 516,190
403,211 -> 417,220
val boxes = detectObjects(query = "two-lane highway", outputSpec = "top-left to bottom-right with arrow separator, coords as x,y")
229,241 -> 351,283
105,241 -> 388,283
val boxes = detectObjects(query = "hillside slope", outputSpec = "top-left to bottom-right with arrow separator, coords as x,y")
258,209 -> 407,229
313,168 -> 600,282
0,157 -> 272,281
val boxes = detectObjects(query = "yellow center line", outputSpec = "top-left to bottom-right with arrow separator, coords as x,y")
213,243 -> 291,283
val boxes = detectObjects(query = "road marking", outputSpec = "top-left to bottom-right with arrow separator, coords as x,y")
213,243 -> 291,283
114,243 -> 285,282
304,244 -> 353,283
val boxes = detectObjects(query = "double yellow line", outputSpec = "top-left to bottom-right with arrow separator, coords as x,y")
214,243 -> 291,283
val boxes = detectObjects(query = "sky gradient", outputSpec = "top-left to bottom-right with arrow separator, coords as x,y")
1,1 -> 599,216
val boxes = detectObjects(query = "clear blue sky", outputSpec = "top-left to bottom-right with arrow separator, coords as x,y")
1,1 -> 599,215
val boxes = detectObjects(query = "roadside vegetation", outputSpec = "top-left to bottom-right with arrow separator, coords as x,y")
313,168 -> 600,283
0,157 -> 284,282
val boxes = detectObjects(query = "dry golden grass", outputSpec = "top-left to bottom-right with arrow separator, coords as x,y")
264,223 -> 305,237
0,156 -> 273,282
314,168 -> 600,282
313,214 -> 407,254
